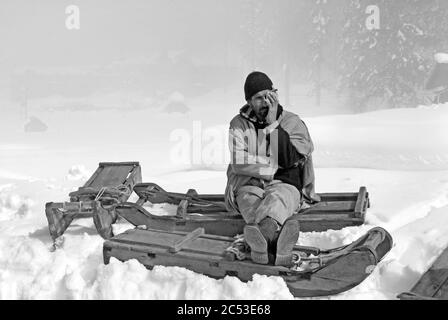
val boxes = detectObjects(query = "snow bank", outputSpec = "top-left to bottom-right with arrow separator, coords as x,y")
66,165 -> 90,181
91,259 -> 292,300
0,187 -> 34,221
0,234 -> 292,299
310,104 -> 448,170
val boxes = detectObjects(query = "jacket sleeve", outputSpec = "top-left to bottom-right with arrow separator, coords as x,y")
228,124 -> 277,181
276,125 -> 304,169
281,115 -> 314,159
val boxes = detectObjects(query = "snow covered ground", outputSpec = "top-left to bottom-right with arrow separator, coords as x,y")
0,100 -> 448,299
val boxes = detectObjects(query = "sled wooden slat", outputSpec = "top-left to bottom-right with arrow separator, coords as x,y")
353,187 -> 368,218
184,201 -> 356,215
169,228 -> 205,253
298,213 -> 359,221
70,162 -> 141,197
304,201 -> 356,213
317,192 -> 359,202
110,228 -> 231,256
88,163 -> 138,189
400,247 -> 448,300
82,165 -> 103,189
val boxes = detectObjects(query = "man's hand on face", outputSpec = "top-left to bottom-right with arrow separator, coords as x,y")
265,91 -> 279,125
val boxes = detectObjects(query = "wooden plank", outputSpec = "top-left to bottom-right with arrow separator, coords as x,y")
113,229 -> 185,248
317,193 -> 358,202
409,247 -> 448,299
71,163 -> 140,200
187,204 -> 231,214
110,229 -> 231,256
183,212 -> 359,223
194,192 -> 360,203
115,227 -> 235,245
90,165 -> 134,188
298,214 -> 362,222
154,192 -> 359,203
82,165 -> 103,188
106,243 -> 226,263
99,162 -> 140,167
432,277 -> 448,300
169,228 -> 205,253
353,187 -> 368,218
176,199 -> 189,218
185,201 -> 356,215
303,201 -> 356,213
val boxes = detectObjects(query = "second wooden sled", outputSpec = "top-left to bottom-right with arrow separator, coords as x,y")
103,226 -> 393,297
398,246 -> 448,300
45,162 -> 142,240
115,183 -> 370,237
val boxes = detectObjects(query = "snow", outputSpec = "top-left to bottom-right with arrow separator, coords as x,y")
66,165 -> 90,181
1,100 -> 448,300
435,52 -> 448,64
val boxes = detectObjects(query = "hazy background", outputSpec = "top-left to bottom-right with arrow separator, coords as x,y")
1,0 -> 448,178
2,0 -> 447,116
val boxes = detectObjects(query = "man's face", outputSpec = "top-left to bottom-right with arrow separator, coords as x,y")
248,89 -> 272,121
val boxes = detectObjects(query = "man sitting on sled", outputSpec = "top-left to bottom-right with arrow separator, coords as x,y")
225,71 -> 320,266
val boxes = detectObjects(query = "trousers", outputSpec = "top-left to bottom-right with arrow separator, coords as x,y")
235,180 -> 301,225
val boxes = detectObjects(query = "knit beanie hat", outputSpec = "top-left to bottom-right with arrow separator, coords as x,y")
244,71 -> 273,100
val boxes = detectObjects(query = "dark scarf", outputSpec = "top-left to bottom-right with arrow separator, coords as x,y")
239,104 -> 284,130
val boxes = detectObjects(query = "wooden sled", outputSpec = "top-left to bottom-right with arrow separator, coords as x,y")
398,246 -> 448,300
45,162 -> 142,240
103,226 -> 392,297
115,183 -> 370,237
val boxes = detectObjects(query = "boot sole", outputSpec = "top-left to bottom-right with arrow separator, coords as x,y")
275,219 -> 300,267
244,225 -> 269,265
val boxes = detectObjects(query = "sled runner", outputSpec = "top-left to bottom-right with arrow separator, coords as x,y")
115,183 -> 370,237
45,162 -> 142,240
103,226 -> 392,297
398,246 -> 448,300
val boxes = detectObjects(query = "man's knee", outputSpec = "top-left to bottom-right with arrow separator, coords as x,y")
258,183 -> 301,224
266,183 -> 301,206
235,185 -> 264,224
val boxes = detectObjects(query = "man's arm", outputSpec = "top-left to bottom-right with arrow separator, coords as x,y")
276,125 -> 304,168
281,115 -> 314,159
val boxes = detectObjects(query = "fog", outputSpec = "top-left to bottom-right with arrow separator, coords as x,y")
0,1 -> 447,128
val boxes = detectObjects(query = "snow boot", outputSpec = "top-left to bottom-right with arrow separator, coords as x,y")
275,218 -> 300,267
244,224 -> 269,264
258,217 -> 281,263
259,217 -> 280,243
244,217 -> 280,264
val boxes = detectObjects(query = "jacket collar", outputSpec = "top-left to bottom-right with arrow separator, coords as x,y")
239,104 -> 284,125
